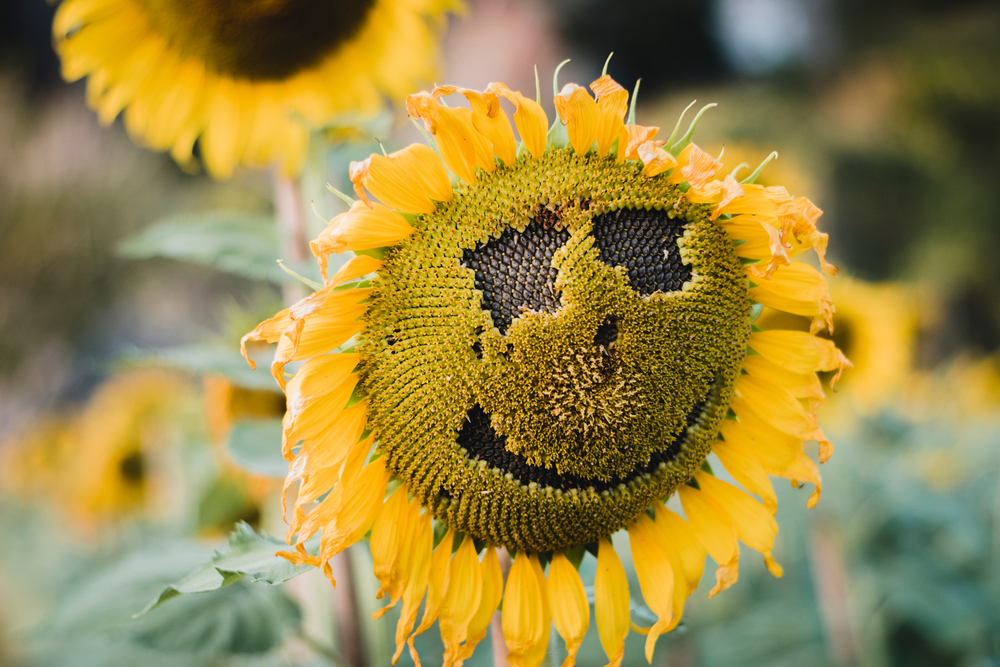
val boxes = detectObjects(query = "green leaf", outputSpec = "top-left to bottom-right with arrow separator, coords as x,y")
128,343 -> 278,391
138,523 -> 318,616
117,212 -> 321,285
227,418 -> 288,478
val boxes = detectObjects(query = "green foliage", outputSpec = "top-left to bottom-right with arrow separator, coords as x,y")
129,343 -> 277,391
228,418 -> 288,478
140,523 -> 319,615
118,212 -> 322,285
42,538 -> 301,658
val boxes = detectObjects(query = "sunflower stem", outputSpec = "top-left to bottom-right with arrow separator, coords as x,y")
329,548 -> 369,667
273,171 -> 310,304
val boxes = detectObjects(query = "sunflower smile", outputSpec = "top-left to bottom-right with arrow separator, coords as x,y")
451,373 -> 724,496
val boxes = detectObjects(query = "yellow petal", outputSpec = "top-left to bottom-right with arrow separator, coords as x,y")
749,262 -> 834,334
741,355 -> 826,404
616,124 -> 660,163
411,528 -> 454,640
735,373 -> 829,453
695,472 -> 784,577
638,141 -> 678,177
547,551 -> 588,667
678,483 -> 739,597
371,486 -> 412,614
780,450 -> 823,508
440,535 -> 483,667
393,506 -> 433,663
354,143 -> 453,214
457,88 -> 517,166
322,200 -> 414,254
627,516 -> 675,663
650,505 -> 705,628
522,554 -> 552,667
720,214 -> 790,279
590,75 -> 628,155
456,546 -> 504,665
503,551 -> 545,667
488,82 -> 549,159
712,437 -> 778,514
667,143 -> 721,188
721,401 -> 801,472
407,91 -> 482,184
554,83 -> 598,157
749,329 -> 851,388
594,538 -> 629,667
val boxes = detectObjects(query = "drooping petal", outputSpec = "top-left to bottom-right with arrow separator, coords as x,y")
456,88 -> 517,166
713,437 -> 778,514
393,507 -> 433,663
547,551 -> 589,667
627,515 -> 675,663
678,483 -> 739,597
408,528 -> 455,666
695,472 -> 784,577
503,551 -> 545,667
554,83 -> 598,157
439,535 -> 483,667
594,538 -> 630,667
455,546 -> 504,666
650,504 -> 705,626
720,214 -> 790,279
521,554 -> 552,667
371,486 -> 412,615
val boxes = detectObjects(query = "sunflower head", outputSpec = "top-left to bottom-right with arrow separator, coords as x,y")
245,68 -> 849,666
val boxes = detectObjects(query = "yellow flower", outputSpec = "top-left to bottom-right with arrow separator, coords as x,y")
245,69 -> 848,666
1,369 -> 192,526
759,276 -> 920,412
52,0 -> 460,178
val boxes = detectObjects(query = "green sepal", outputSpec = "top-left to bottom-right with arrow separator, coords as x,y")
355,247 -> 387,260
750,303 -> 764,322
546,116 -> 570,151
563,545 -> 588,570
277,259 -> 323,291
700,460 -> 714,475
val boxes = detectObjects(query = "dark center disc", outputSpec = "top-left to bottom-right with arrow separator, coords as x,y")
142,0 -> 377,80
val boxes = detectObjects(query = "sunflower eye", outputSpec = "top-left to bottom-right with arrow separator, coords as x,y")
591,207 -> 691,295
462,208 -> 570,334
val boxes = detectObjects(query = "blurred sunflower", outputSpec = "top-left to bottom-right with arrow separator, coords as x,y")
52,0 -> 460,178
759,277 -> 920,411
203,375 -> 285,445
243,69 -> 848,666
1,369 -> 192,526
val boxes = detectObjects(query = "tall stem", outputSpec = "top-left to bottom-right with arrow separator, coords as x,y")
272,171 -> 309,304
491,548 -> 513,667
272,168 -> 367,667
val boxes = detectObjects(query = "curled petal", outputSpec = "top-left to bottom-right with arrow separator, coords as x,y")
749,329 -> 852,388
749,261 -> 835,334
590,74 -> 628,155
487,83 -> 549,159
362,143 -> 453,214
627,516 -> 675,663
407,91 -> 483,184
667,143 -> 721,189
554,83 -> 598,157
638,140 -> 678,177
617,124 -> 660,163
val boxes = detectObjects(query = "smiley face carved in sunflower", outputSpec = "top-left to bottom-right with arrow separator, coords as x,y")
244,69 -> 849,667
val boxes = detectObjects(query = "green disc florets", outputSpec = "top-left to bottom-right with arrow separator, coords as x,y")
359,148 -> 750,553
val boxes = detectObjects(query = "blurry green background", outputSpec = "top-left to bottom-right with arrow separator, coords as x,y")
1,1 -> 999,666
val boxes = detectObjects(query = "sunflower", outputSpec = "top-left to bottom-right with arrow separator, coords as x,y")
52,0 -> 459,178
243,69 -> 849,666
1,369 -> 192,526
